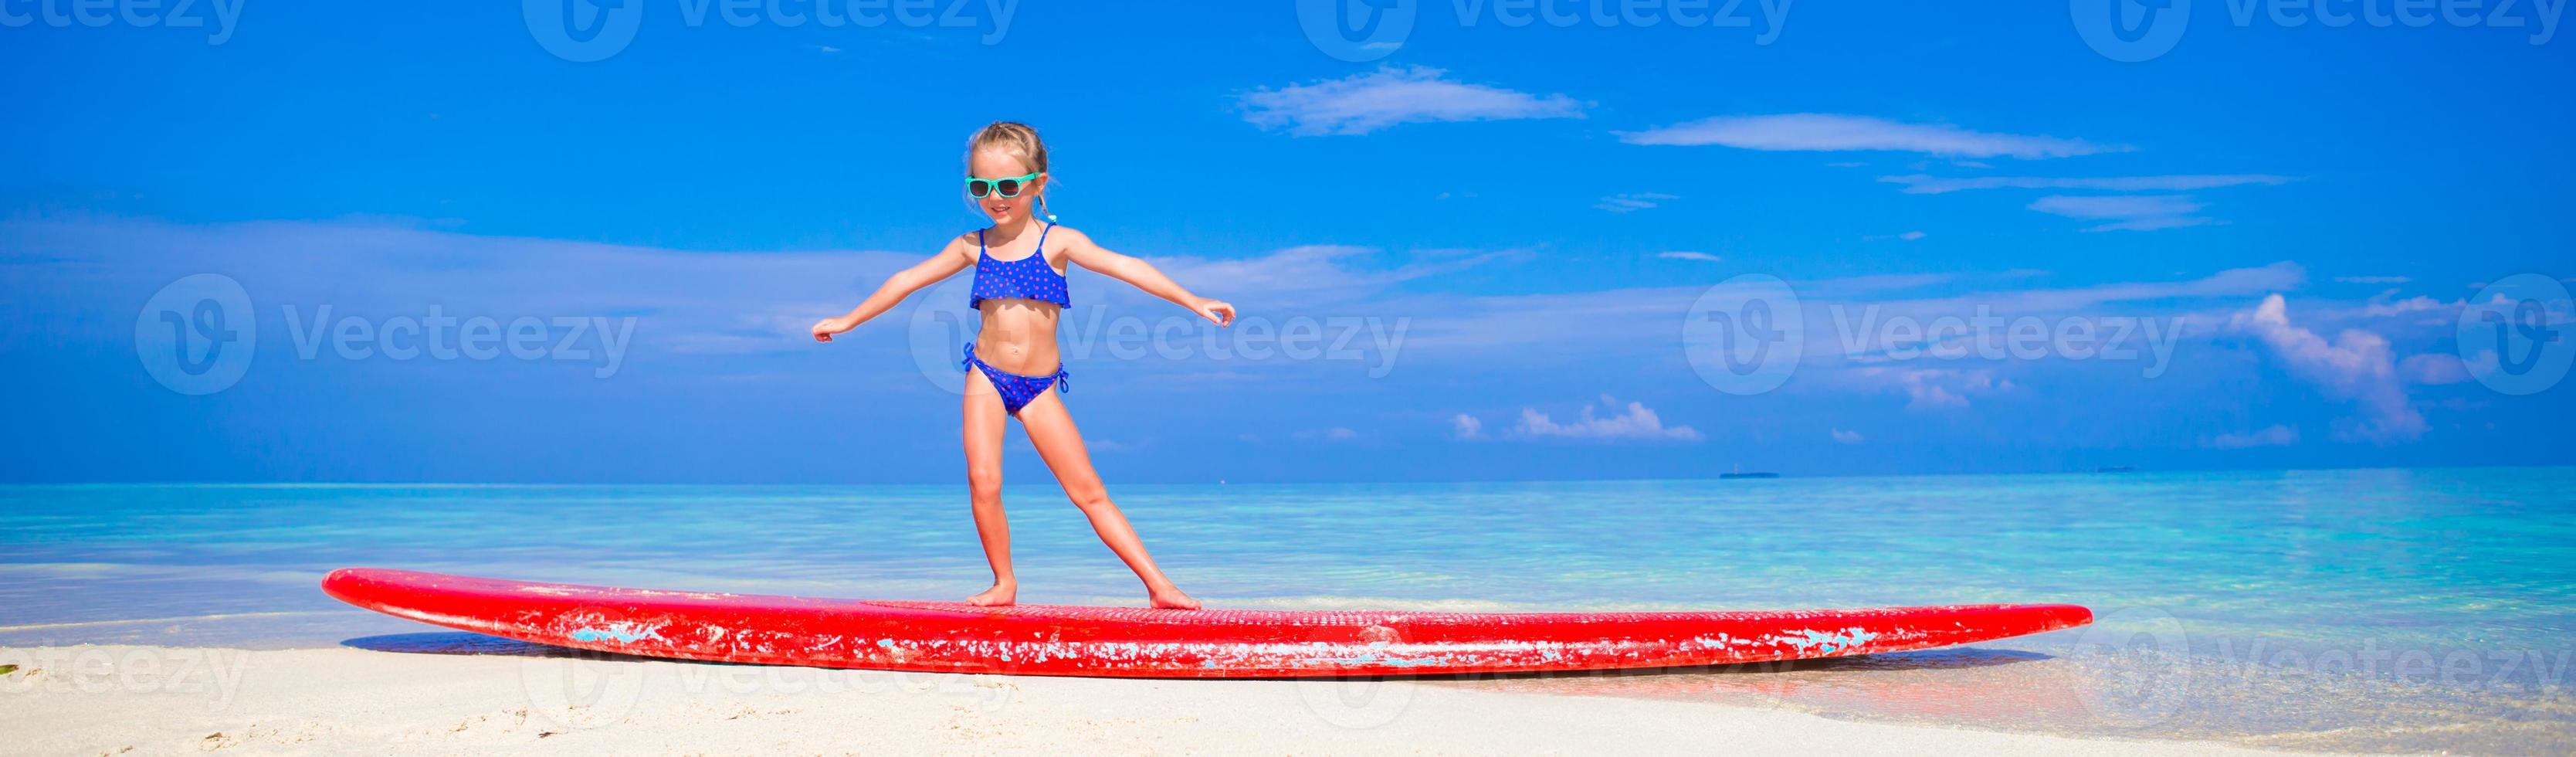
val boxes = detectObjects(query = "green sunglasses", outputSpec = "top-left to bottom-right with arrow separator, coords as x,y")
967,171 -> 1039,199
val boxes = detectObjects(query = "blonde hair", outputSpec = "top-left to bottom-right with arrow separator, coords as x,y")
968,121 -> 1053,220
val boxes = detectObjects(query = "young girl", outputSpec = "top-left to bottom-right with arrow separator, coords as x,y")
810,122 -> 1229,610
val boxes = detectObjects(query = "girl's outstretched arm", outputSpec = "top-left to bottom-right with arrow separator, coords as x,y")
812,236 -> 976,342
1058,227 -> 1235,327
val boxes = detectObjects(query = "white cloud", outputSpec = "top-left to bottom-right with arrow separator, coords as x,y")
1980,261 -> 2302,312
1863,231 -> 1928,242
2362,290 -> 2455,317
1616,114 -> 2116,159
2228,294 -> 2426,443
1850,368 -> 2013,411
2335,275 -> 2412,284
1451,414 -> 1484,440
2398,353 -> 2474,385
1597,192 -> 1676,212
1512,396 -> 1701,441
1879,174 -> 2293,195
1830,429 -> 1865,444
2029,195 -> 2201,217
2086,216 -> 2215,233
1293,426 -> 1362,442
1239,66 -> 1585,137
2028,195 -> 2214,233
2208,425 -> 2300,449
1657,251 -> 1722,262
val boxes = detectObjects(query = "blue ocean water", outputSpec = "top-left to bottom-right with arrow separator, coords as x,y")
3,468 -> 2571,751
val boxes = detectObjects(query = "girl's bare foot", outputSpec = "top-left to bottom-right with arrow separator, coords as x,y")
1148,585 -> 1201,611
966,582 -> 1016,606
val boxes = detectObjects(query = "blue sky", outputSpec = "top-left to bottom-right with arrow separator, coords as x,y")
5,2 -> 2571,483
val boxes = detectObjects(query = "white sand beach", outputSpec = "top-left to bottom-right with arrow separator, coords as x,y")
3,645 -> 2310,755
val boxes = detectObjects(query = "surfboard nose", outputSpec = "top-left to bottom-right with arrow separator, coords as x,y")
2039,604 -> 2095,631
320,567 -> 408,608
320,567 -> 368,605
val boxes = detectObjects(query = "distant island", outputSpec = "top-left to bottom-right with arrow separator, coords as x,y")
1719,471 -> 1781,480
2096,466 -> 2138,474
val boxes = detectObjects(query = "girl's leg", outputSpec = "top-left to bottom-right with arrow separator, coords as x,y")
961,368 -> 1016,606
1011,389 -> 1200,610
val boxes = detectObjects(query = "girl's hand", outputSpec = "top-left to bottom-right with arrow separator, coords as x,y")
812,317 -> 853,342
1192,298 -> 1235,328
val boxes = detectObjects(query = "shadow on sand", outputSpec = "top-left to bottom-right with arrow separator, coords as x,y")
341,631 -> 656,662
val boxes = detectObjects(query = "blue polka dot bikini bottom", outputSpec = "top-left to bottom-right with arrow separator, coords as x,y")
961,341 -> 1069,416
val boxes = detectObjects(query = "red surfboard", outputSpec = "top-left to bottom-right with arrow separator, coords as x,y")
324,568 -> 2092,678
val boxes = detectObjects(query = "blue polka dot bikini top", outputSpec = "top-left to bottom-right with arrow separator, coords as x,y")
968,222 -> 1069,311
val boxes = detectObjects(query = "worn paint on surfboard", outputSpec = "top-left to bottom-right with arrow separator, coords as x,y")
324,568 -> 2092,678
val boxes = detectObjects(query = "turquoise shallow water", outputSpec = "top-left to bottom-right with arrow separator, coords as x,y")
3,468 -> 2572,752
